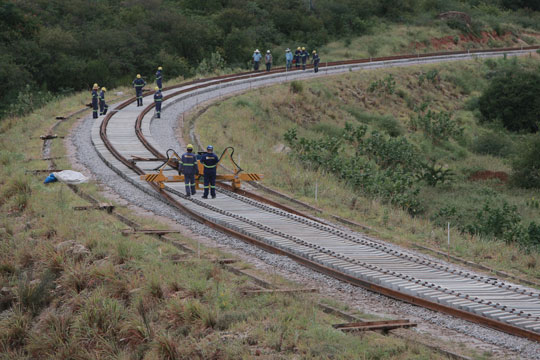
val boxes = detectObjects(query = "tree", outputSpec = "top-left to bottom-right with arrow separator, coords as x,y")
478,68 -> 540,133
511,136 -> 540,188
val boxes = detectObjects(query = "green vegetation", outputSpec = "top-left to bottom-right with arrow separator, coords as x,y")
195,55 -> 540,277
478,64 -> 540,132
0,89 -> 455,360
2,0 -> 540,119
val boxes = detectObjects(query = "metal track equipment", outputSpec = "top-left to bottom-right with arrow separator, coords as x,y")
140,147 -> 262,189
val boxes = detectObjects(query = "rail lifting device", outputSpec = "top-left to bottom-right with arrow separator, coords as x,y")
140,147 -> 262,190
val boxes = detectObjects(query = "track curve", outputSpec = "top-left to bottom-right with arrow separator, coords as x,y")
90,47 -> 540,342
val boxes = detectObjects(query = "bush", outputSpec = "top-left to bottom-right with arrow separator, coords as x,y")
510,136 -> 540,188
465,201 -> 521,238
409,107 -> 463,143
478,68 -> 540,133
284,125 -> 424,214
471,132 -> 514,157
290,81 -> 303,94
376,115 -> 404,137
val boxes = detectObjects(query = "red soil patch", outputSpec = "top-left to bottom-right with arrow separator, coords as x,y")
412,31 -> 513,51
468,170 -> 509,183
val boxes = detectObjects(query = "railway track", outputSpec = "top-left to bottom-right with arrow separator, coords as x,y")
89,47 -> 540,343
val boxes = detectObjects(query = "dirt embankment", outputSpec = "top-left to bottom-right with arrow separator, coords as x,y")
412,30 -> 522,51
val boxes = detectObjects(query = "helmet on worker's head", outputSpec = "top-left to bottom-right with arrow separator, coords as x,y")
286,48 -> 290,52
302,47 -> 305,50
266,50 -> 270,53
101,87 -> 107,91
93,83 -> 99,89
187,144 -> 193,150
207,145 -> 213,151
297,47 -> 301,50
158,66 -> 162,70
312,50 -> 316,54
136,74 -> 141,78
155,87 -> 159,91
255,49 -> 259,53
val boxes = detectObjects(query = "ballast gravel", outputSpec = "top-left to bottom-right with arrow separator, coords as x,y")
70,68 -> 540,360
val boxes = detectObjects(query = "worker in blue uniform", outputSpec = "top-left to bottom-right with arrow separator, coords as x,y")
294,47 -> 301,68
180,144 -> 198,196
252,49 -> 262,71
153,87 -> 163,118
311,50 -> 320,73
99,87 -> 108,115
91,83 -> 99,119
301,47 -> 309,70
132,74 -> 146,106
200,145 -> 219,199
156,66 -> 163,91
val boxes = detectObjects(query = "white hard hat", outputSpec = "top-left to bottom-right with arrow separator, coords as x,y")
286,48 -> 290,51
255,49 -> 259,52
267,50 -> 270,53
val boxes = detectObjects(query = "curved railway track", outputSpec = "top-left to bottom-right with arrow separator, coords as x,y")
90,47 -> 540,343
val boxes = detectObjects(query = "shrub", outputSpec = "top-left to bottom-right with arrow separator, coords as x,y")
16,271 -> 55,316
471,132 -> 514,157
465,201 -> 521,238
284,125 -> 424,215
367,74 -> 396,95
290,81 -> 303,94
376,115 -> 404,137
510,136 -> 540,188
417,162 -> 454,186
409,108 -> 463,143
478,68 -> 540,133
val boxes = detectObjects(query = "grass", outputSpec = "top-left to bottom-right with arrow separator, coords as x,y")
194,55 -> 540,281
318,23 -> 540,63
0,83 -> 460,359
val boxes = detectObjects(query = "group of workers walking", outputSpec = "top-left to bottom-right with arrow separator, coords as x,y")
91,66 -> 164,120
180,144 -> 219,199
253,47 -> 320,73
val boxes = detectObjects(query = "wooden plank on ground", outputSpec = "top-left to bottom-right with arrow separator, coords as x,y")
333,319 -> 417,332
242,288 -> 318,295
73,203 -> 115,213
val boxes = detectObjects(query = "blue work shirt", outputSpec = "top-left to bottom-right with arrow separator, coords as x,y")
180,152 -> 198,175
154,91 -> 163,103
253,52 -> 262,62
133,78 -> 146,88
200,152 -> 219,175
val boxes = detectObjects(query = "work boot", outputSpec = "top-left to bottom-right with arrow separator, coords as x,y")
211,195 -> 216,199
202,196 -> 208,199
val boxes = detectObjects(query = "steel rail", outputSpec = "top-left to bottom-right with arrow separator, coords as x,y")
99,46 -> 540,343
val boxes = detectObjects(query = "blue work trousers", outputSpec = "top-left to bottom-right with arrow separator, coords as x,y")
203,173 -> 216,198
136,89 -> 143,106
184,173 -> 196,195
99,100 -> 108,115
92,98 -> 98,118
155,102 -> 161,118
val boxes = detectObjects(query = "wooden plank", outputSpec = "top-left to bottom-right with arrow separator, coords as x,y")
73,203 -> 115,213
121,229 -> 182,236
333,319 -> 417,332
242,288 -> 318,295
